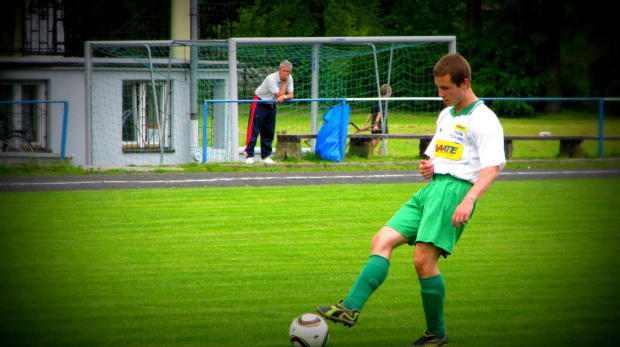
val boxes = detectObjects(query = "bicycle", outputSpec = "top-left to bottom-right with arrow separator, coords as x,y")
0,120 -> 34,152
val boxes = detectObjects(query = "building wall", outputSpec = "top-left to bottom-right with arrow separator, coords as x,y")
89,68 -> 230,166
1,56 -> 232,166
0,65 -> 87,165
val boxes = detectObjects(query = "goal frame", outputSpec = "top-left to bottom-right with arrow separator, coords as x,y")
84,36 -> 456,164
226,36 -> 456,161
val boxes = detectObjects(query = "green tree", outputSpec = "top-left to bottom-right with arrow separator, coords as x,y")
228,0 -> 618,104
199,0 -> 254,39
233,0 -> 382,37
462,0 -> 617,108
380,0 -> 462,36
463,0 -> 558,99
234,0 -> 316,37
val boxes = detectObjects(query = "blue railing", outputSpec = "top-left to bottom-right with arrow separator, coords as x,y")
480,97 -> 620,159
203,97 -> 620,163
0,100 -> 69,160
203,98 -> 347,164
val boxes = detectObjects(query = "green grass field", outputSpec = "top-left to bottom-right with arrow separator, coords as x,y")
1,179 -> 619,346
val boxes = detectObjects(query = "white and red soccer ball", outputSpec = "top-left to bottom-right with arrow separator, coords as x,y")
289,313 -> 330,347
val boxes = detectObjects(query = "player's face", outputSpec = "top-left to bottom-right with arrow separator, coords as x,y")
278,66 -> 291,81
434,74 -> 468,108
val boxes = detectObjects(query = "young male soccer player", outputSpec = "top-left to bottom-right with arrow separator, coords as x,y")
317,53 -> 506,346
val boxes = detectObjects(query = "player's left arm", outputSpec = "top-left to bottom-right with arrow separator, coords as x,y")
452,165 -> 500,227
452,107 -> 505,227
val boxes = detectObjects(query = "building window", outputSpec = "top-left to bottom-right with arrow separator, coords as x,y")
0,81 -> 47,149
24,0 -> 65,55
122,81 -> 171,150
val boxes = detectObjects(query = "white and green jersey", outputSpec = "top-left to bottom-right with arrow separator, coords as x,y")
425,100 -> 506,184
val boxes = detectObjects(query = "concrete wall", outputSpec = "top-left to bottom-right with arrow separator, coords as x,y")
0,64 -> 87,165
1,56 -> 232,166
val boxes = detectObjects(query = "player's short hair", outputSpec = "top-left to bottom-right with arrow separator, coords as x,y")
279,60 -> 293,70
380,84 -> 392,96
433,53 -> 471,87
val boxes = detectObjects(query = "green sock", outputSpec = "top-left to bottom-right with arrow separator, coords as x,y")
419,274 -> 446,338
343,254 -> 390,310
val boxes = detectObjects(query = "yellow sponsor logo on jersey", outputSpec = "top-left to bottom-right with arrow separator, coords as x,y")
455,124 -> 467,132
434,140 -> 463,160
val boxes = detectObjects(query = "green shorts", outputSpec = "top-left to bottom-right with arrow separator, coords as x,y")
386,174 -> 475,257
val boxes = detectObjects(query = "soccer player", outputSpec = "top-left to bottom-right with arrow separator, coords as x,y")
244,60 -> 294,165
317,53 -> 506,346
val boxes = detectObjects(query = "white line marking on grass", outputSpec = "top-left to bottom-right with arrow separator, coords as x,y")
499,170 -> 619,176
1,170 -> 618,187
0,173 -> 420,186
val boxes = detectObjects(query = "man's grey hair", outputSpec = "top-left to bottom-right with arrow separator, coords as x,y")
279,60 -> 293,69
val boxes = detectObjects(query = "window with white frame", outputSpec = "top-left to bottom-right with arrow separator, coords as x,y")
122,80 -> 171,151
0,81 -> 47,149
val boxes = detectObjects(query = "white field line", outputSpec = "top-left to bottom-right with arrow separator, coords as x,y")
1,173 -> 418,186
0,170 -> 619,187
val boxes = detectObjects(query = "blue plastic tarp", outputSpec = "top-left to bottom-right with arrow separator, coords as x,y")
315,103 -> 351,162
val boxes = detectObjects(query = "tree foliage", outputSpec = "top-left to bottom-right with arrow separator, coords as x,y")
233,0 -> 382,37
53,0 -> 615,103
222,0 -> 618,103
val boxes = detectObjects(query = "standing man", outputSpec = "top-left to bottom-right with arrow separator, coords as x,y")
317,53 -> 505,346
244,60 -> 294,165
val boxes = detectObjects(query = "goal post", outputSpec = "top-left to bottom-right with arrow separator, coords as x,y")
227,36 -> 456,161
85,36 -> 455,165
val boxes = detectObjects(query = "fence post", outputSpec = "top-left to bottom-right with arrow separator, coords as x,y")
61,101 -> 69,160
598,99 -> 604,158
203,100 -> 208,164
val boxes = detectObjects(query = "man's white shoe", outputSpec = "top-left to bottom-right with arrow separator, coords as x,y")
261,157 -> 276,165
245,157 -> 254,164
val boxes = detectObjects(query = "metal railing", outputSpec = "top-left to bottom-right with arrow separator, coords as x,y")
0,100 -> 69,160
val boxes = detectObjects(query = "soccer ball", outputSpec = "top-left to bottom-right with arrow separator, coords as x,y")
289,313 -> 330,347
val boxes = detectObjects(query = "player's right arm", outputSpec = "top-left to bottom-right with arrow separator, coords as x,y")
275,79 -> 287,103
419,159 -> 434,179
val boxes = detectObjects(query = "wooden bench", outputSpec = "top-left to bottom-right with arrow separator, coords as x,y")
503,135 -> 620,159
276,133 -> 432,160
275,134 -> 620,160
